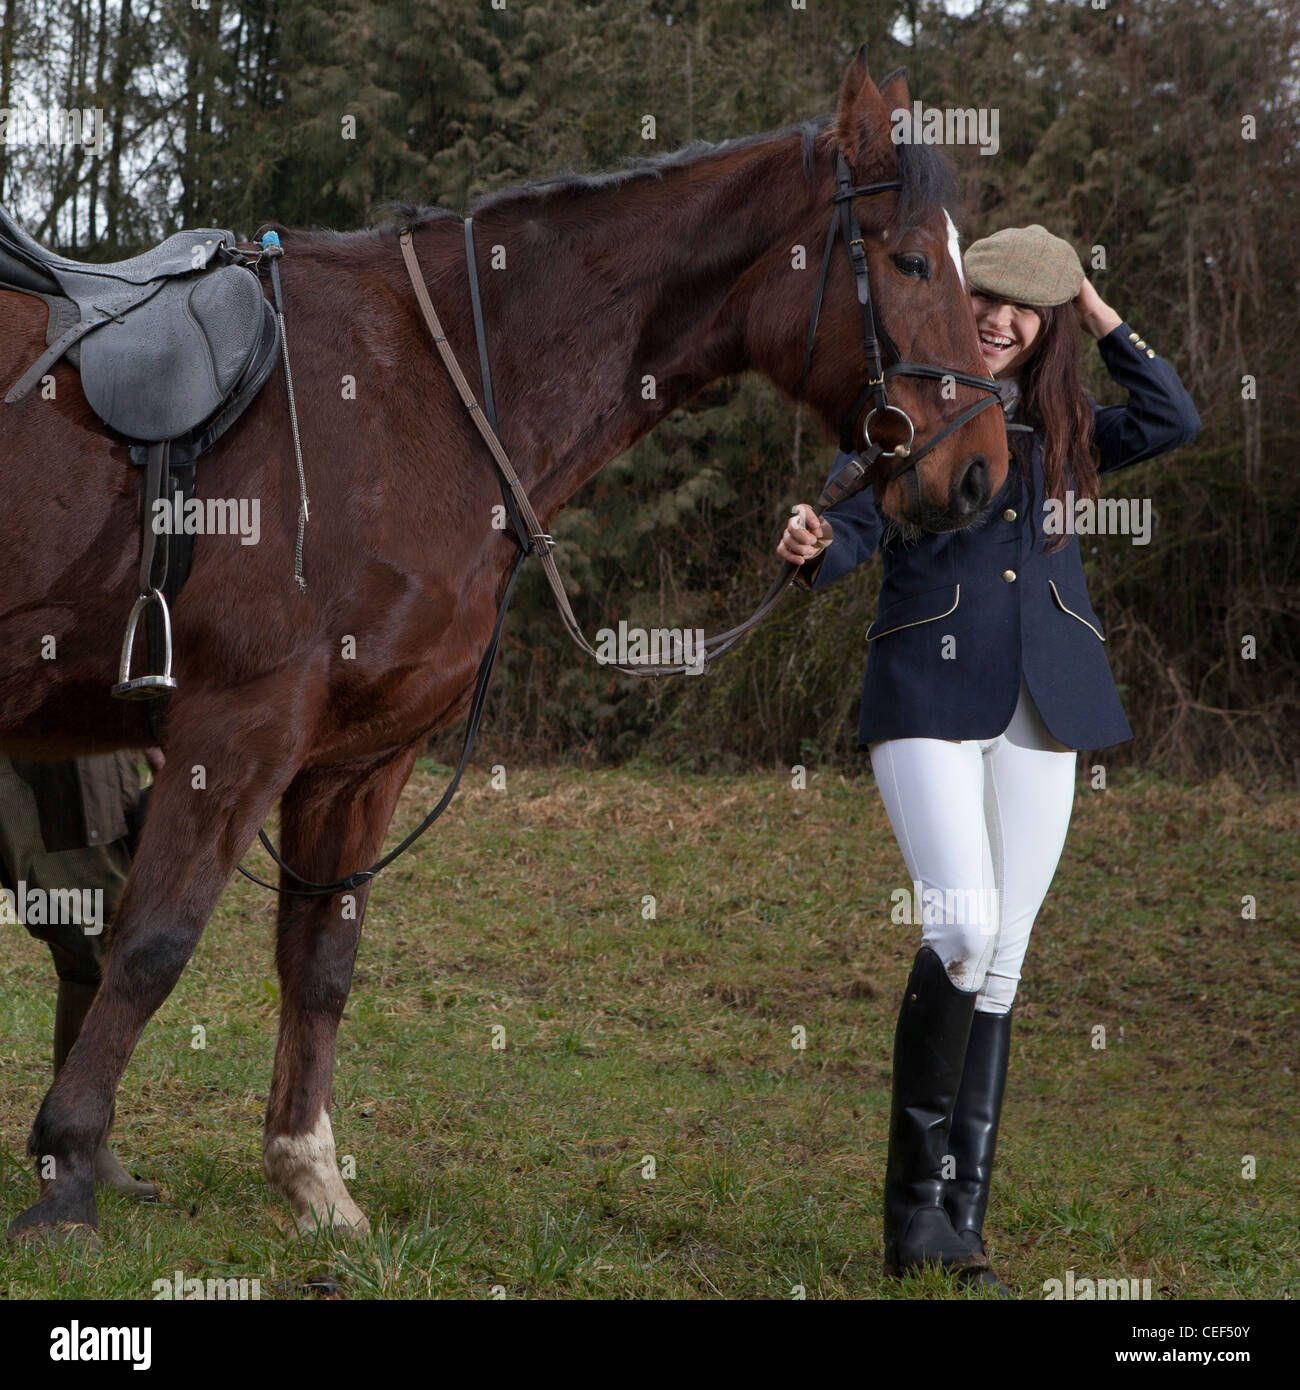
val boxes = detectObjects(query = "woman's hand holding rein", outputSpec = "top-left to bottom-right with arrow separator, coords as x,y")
778,504 -> 833,564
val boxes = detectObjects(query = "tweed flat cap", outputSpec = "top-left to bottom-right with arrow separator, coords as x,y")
964,224 -> 1085,308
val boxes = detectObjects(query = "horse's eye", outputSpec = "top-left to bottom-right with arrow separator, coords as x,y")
892,253 -> 929,278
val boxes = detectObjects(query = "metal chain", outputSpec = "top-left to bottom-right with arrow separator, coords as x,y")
261,232 -> 310,593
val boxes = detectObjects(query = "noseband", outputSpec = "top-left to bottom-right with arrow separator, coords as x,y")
800,149 -> 1003,490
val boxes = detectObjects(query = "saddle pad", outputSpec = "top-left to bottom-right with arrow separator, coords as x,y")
79,265 -> 267,442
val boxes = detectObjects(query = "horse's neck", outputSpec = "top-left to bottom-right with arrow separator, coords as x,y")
471,137 -> 819,518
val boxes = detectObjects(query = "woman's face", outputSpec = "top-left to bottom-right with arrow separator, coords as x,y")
971,292 -> 1042,378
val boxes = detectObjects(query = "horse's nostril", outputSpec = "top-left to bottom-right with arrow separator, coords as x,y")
957,455 -> 990,513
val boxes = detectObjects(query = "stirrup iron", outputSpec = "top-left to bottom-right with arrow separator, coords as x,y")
111,588 -> 178,699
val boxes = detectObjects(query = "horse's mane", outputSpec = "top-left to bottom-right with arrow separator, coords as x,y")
463,115 -> 832,214
383,110 -> 957,235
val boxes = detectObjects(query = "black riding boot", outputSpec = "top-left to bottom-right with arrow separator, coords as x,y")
882,946 -> 987,1275
945,1008 -> 1013,1295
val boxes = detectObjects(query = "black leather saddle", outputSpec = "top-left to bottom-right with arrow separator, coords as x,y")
0,203 -> 278,450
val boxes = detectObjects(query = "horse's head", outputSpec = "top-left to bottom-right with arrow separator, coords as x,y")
796,51 -> 1008,530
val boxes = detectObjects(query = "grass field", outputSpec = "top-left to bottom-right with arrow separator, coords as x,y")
1,761 -> 1296,1300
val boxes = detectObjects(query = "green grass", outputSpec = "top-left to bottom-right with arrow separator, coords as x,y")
1,763 -> 1296,1299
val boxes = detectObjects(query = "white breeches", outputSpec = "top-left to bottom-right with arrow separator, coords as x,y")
868,678 -> 1077,1015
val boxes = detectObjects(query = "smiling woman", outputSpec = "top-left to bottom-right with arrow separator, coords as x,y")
966,225 -> 1123,545
780,220 -> 1201,1292
972,294 -> 1042,368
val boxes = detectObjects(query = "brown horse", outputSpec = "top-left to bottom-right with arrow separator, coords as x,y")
1,53 -> 1006,1240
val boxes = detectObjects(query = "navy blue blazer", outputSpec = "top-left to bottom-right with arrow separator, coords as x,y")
798,322 -> 1200,750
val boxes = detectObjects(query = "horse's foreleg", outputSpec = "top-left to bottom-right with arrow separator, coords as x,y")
5,731 -> 303,1242
262,745 -> 420,1236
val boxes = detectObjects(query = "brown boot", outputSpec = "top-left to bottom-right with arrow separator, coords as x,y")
54,979 -> 159,1200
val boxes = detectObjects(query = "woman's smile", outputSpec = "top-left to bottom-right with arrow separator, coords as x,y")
971,292 -> 1042,376
978,327 -> 1019,362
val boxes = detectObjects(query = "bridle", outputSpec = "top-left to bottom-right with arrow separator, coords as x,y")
239,145 -> 1010,897
800,148 -> 1004,494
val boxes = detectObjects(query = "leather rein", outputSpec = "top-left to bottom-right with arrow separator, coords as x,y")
242,144 -> 1004,896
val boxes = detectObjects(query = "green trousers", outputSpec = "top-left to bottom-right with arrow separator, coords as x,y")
0,754 -> 140,985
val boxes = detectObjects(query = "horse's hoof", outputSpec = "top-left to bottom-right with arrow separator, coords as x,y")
6,1180 -> 99,1244
116,1179 -> 160,1202
299,1208 -> 371,1239
289,1198 -> 371,1239
265,1113 -> 368,1239
300,1276 -> 345,1298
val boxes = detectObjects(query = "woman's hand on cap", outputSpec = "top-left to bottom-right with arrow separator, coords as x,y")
1073,278 -> 1122,338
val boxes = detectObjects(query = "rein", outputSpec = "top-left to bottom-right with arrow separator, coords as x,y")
240,142 -> 1004,896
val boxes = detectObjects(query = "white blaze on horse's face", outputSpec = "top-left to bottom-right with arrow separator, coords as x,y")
945,208 -> 998,382
944,209 -> 964,287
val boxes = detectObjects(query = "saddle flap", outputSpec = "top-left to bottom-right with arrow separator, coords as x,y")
79,265 -> 267,442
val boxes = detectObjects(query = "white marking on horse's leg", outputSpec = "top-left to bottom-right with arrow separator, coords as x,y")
263,1109 -> 369,1235
944,208 -> 965,287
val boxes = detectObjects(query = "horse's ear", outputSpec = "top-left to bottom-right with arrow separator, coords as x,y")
879,66 -> 911,115
835,46 -> 890,168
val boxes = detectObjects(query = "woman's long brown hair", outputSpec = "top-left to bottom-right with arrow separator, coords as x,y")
1010,302 -> 1099,552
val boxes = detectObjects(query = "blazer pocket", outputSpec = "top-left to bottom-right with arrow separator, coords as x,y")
1048,579 -> 1105,641
866,584 -> 960,642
